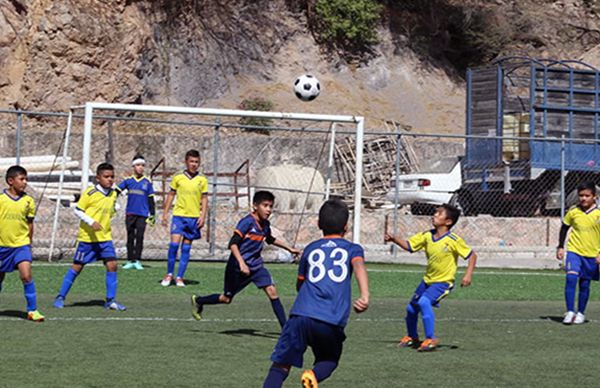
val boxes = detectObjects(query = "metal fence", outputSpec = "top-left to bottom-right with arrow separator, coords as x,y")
1,108 -> 595,261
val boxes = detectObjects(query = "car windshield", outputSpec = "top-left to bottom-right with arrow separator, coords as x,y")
417,157 -> 460,173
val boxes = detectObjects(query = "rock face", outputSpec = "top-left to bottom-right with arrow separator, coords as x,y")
1,0 -> 600,132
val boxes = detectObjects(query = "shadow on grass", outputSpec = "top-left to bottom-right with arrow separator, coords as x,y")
540,316 -> 565,323
0,310 -> 27,319
219,328 -> 280,339
70,299 -> 105,307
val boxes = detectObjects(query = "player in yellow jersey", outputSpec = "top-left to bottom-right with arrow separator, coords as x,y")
160,150 -> 208,287
0,166 -> 44,322
54,163 -> 126,311
385,203 -> 477,351
556,181 -> 600,324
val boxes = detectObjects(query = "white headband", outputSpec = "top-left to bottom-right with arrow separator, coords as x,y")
132,158 -> 145,166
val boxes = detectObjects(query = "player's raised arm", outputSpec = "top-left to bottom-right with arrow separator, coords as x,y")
384,233 -> 412,252
352,257 -> 369,313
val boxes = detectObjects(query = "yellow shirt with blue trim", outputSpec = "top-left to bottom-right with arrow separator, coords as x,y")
0,190 -> 35,247
76,186 -> 117,243
563,205 -> 600,258
408,230 -> 473,284
169,171 -> 208,218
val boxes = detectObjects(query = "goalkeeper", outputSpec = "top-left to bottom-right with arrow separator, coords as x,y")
116,154 -> 156,270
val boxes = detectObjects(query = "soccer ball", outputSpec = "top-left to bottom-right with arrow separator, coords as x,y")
294,74 -> 321,101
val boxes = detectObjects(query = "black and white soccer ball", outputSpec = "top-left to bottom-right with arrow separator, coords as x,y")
293,74 -> 321,102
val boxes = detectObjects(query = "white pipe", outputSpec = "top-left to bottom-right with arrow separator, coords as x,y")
49,110 -> 73,262
325,123 -> 337,200
74,102 -> 360,123
81,104 -> 93,191
353,117 -> 364,244
0,155 -> 72,165
0,161 -> 79,173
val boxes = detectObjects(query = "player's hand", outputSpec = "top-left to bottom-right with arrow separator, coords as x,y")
161,216 -> 169,227
384,233 -> 394,243
596,253 -> 600,265
556,248 -> 565,261
289,247 -> 301,260
353,296 -> 369,313
239,263 -> 250,276
197,218 -> 205,229
91,222 -> 103,231
146,216 -> 156,227
461,275 -> 472,287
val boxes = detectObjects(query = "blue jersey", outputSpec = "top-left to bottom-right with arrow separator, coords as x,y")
116,176 -> 155,217
232,214 -> 273,271
290,236 -> 365,327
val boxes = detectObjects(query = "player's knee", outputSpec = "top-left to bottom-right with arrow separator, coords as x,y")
20,273 -> 32,283
417,296 -> 431,309
271,362 -> 291,373
221,295 -> 232,304
265,285 -> 278,299
406,303 -> 417,315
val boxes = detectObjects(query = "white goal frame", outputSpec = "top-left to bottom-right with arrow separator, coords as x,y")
50,102 -> 365,259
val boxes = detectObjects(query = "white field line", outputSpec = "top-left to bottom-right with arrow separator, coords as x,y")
0,316 -> 589,323
32,263 -> 563,277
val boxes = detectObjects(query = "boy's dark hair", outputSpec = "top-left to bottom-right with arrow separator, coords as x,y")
132,153 -> 145,161
96,162 -> 114,175
577,181 -> 597,195
185,149 -> 200,160
318,199 -> 349,235
5,165 -> 27,183
440,203 -> 460,228
253,190 -> 275,204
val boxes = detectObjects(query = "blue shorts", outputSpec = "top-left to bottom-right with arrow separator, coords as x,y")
224,258 -> 273,298
566,251 -> 600,281
171,216 -> 201,241
410,280 -> 454,308
0,245 -> 32,273
271,315 -> 346,368
73,241 -> 117,265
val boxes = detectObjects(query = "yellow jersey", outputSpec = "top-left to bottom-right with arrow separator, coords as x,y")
408,230 -> 473,284
76,186 -> 117,243
0,190 -> 35,247
563,205 -> 600,257
169,171 -> 208,218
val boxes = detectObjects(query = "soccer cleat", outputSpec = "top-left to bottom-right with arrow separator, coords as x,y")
301,370 -> 318,388
27,310 -> 45,322
133,261 -> 144,270
161,274 -> 173,287
563,311 -> 576,324
397,335 -> 420,348
175,277 -> 185,287
191,295 -> 203,321
53,296 -> 65,309
574,312 -> 585,324
104,300 -> 127,311
417,338 -> 439,352
122,261 -> 135,270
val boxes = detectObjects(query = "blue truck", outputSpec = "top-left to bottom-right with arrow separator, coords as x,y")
454,57 -> 600,217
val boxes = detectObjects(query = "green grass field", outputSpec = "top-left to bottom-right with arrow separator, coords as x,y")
1,262 -> 598,387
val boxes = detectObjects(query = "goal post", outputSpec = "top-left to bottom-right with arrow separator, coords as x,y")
51,102 -> 365,259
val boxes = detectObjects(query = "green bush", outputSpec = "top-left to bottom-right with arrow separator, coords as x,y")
239,97 -> 275,134
313,0 -> 383,54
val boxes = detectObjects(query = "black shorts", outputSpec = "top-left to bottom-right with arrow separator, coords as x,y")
223,258 -> 274,298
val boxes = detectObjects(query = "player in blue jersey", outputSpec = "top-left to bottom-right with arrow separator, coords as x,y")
116,154 -> 155,270
263,199 -> 370,388
556,181 -> 600,324
0,166 -> 44,322
191,191 -> 300,328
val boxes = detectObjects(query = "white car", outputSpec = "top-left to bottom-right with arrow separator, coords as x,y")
386,157 -> 462,215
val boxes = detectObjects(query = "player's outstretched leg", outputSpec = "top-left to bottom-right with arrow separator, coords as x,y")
399,301 -> 420,348
417,296 -> 439,352
563,272 -> 578,324
263,364 -> 290,388
575,278 -> 591,324
191,294 -> 227,320
264,285 -> 287,328
54,265 -> 82,308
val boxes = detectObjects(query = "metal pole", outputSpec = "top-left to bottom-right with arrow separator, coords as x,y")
16,110 -> 23,164
560,135 -> 566,219
352,117 -> 365,243
49,110 -> 73,261
325,123 -> 337,200
392,133 -> 402,258
81,104 -> 94,191
209,119 -> 221,256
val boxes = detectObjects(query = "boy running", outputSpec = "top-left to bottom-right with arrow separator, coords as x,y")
161,150 -> 208,287
385,203 -> 477,351
556,181 -> 600,324
191,191 -> 300,328
54,163 -> 126,311
0,166 -> 44,322
263,199 -> 369,387
116,154 -> 156,270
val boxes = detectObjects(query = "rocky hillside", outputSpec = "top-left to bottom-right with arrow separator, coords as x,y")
1,0 -> 600,133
